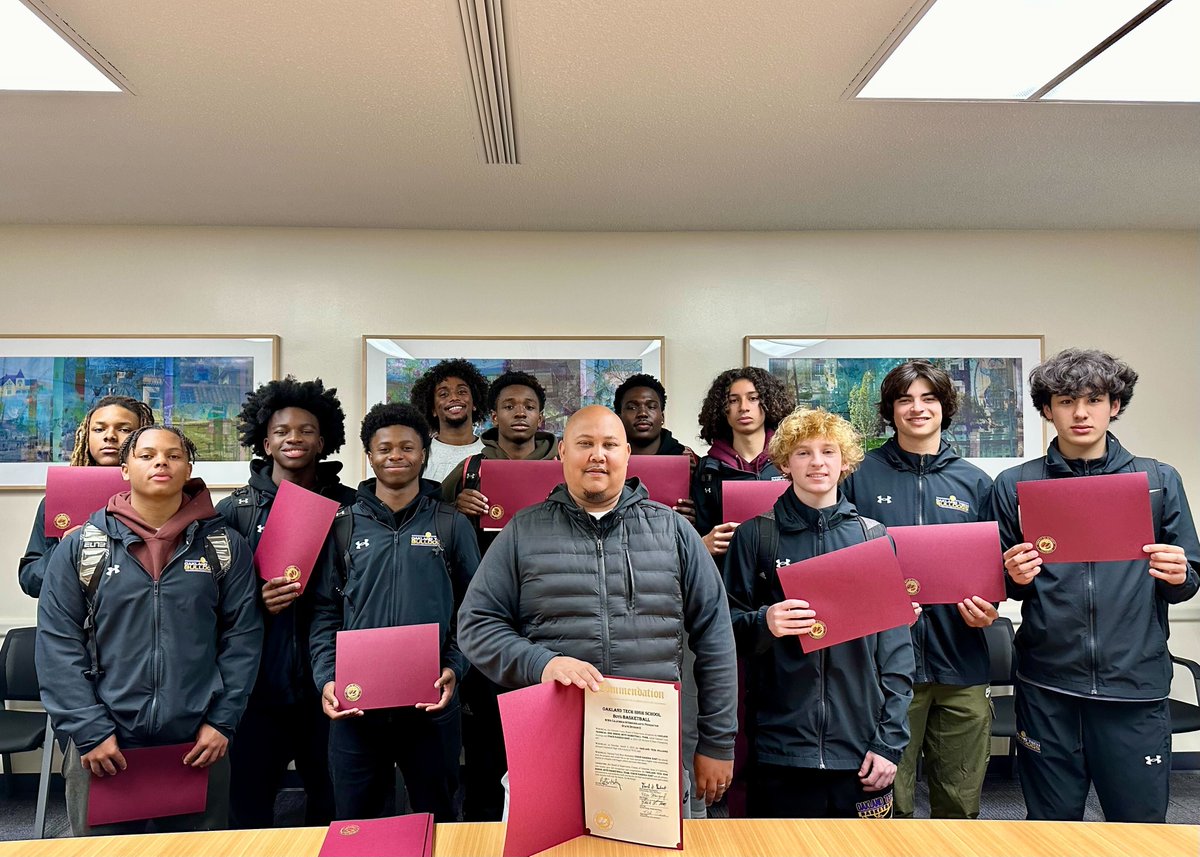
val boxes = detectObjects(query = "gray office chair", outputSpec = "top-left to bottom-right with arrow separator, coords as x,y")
0,627 -> 55,838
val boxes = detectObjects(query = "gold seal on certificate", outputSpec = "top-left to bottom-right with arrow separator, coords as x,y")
344,683 -> 362,703
1035,536 -> 1057,554
284,565 -> 301,582
488,505 -> 504,520
809,620 -> 827,640
339,824 -> 360,836
54,513 -> 71,530
904,578 -> 920,596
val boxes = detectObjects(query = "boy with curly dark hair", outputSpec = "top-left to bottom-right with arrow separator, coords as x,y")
997,349 -> 1199,822
215,376 -> 356,829
410,359 -> 490,482
692,367 -> 794,556
309,403 -> 479,822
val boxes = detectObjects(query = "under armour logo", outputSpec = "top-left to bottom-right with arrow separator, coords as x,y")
256,525 -> 264,534
354,539 -> 370,550
236,497 -> 250,505
877,496 -> 892,504
105,565 -> 120,577
1146,755 -> 1162,765
775,558 -> 793,569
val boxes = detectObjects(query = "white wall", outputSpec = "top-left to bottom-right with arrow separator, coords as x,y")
3,226 -> 1199,749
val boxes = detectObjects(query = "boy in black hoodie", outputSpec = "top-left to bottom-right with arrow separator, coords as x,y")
216,377 -> 356,829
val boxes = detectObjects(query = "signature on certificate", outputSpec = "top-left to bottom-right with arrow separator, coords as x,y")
597,777 -> 622,790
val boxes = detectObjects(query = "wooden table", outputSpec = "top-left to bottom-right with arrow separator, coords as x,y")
0,818 -> 1194,856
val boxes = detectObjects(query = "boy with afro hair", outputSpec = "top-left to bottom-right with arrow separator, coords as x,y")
216,376 -> 357,829
410,359 -> 490,482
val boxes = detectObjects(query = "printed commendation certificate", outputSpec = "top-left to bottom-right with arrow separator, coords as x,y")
582,676 -> 683,850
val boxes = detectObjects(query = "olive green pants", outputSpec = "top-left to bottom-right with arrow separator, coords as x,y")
894,683 -> 991,819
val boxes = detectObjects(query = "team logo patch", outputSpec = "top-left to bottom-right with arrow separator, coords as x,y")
855,792 -> 893,819
905,578 -> 920,596
488,505 -> 504,520
53,513 -> 71,530
1035,536 -> 1057,554
809,620 -> 827,640
1016,730 -> 1042,754
593,811 -> 614,831
344,684 -> 362,703
935,495 -> 970,514
339,824 -> 360,836
283,565 -> 301,583
183,557 -> 212,573
411,532 -> 442,549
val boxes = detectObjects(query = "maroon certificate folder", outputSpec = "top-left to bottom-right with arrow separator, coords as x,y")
253,479 -> 339,592
479,459 -> 562,530
86,743 -> 208,826
626,456 -> 691,508
888,522 -> 1006,604
334,623 -> 441,710
1017,471 -> 1155,563
777,536 -> 915,653
499,682 -> 585,857
317,812 -> 434,857
43,466 -> 127,536
721,480 -> 790,524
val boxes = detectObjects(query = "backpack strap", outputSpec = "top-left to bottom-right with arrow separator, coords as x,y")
77,522 -> 109,682
857,514 -> 887,541
432,501 -> 459,579
331,506 -> 354,593
1130,457 -> 1164,537
754,511 -> 780,604
1018,458 -> 1047,483
461,455 -> 483,492
227,485 -> 260,542
203,527 -> 233,583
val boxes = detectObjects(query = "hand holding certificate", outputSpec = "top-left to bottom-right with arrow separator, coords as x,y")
1017,471 -> 1155,563
254,479 -> 340,593
777,537 -> 915,653
334,624 -> 441,711
888,521 -> 1005,604
87,743 -> 208,827
478,460 -> 562,530
498,676 -> 683,857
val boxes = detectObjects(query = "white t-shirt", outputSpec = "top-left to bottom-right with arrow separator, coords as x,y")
425,435 -> 485,483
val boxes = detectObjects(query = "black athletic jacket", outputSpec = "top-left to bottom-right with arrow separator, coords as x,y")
994,434 -> 1200,700
843,438 -> 995,686
309,483 -> 480,691
215,459 -> 357,705
724,490 -> 915,769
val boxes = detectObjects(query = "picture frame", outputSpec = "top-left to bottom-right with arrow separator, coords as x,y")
744,335 -> 1045,477
363,335 -> 666,439
0,335 -> 279,489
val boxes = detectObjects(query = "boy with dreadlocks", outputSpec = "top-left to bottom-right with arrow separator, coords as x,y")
19,395 -> 155,598
215,377 -> 356,829
410,358 -> 490,483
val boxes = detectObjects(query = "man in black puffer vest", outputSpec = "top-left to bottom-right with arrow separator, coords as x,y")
458,406 -> 738,812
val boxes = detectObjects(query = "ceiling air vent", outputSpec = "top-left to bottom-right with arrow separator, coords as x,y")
454,0 -> 518,165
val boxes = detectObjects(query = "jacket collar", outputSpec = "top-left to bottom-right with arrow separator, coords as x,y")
878,436 -> 958,474
1045,432 -> 1134,477
546,480 -> 649,527
773,484 -> 857,533
247,457 -> 347,499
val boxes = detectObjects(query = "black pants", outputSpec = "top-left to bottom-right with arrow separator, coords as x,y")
328,704 -> 461,823
461,672 -> 508,821
228,693 -> 334,829
748,762 -> 894,819
1015,679 -> 1170,822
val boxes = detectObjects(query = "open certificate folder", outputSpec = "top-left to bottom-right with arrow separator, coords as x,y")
498,677 -> 683,857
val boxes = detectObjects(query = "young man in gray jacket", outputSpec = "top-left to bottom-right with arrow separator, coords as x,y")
458,406 -> 739,811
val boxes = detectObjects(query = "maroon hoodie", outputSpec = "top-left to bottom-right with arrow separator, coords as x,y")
105,478 -> 216,580
706,429 -> 776,474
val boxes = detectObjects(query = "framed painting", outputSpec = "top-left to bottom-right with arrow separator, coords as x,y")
363,336 -> 665,438
0,335 -> 279,489
744,335 -> 1045,477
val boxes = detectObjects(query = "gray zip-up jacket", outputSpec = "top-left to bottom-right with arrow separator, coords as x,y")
457,480 -> 738,760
